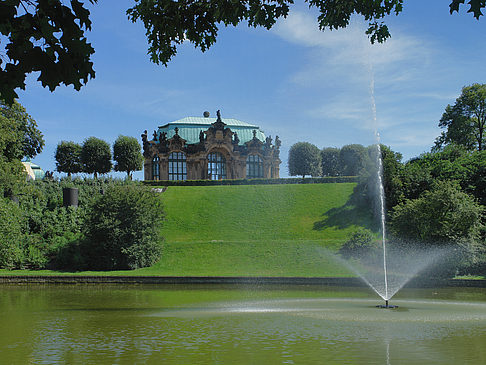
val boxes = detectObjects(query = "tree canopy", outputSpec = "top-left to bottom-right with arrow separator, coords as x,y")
2,1 -> 485,102
339,144 -> 368,176
435,83 -> 486,152
55,141 -> 82,177
288,142 -> 322,178
320,147 -> 341,176
81,137 -> 112,178
0,99 -> 44,160
113,135 -> 144,179
0,0 -> 97,104
0,100 -> 44,195
390,180 -> 484,244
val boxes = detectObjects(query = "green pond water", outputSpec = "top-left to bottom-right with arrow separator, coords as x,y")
1,284 -> 486,364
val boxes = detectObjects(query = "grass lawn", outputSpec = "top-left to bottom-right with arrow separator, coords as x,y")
1,183 -> 374,277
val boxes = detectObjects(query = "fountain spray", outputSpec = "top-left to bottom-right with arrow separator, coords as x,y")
375,140 -> 395,308
370,72 -> 395,309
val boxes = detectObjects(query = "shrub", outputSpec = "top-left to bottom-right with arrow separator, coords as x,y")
390,181 -> 484,243
0,197 -> 26,269
82,185 -> 164,270
339,227 -> 375,259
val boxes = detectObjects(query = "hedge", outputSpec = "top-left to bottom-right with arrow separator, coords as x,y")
142,176 -> 358,187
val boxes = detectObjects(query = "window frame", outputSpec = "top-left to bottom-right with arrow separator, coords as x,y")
246,154 -> 264,179
207,152 -> 226,180
152,155 -> 160,180
168,151 -> 187,181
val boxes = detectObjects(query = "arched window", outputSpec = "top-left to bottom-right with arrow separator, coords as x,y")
168,152 -> 187,181
208,152 -> 226,180
246,154 -> 263,178
152,156 -> 160,180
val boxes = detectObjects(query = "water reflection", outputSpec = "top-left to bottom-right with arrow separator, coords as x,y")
1,285 -> 486,364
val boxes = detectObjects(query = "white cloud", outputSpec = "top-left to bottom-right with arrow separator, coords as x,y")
273,11 -> 432,76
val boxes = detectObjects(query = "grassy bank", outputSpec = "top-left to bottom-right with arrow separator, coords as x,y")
3,183 -> 374,277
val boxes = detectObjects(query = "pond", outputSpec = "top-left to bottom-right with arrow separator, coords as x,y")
1,284 -> 486,364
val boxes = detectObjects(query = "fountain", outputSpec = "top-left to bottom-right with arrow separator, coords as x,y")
335,140 -> 452,308
341,73 -> 453,307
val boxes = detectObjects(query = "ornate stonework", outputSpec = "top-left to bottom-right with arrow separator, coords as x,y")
142,111 -> 281,181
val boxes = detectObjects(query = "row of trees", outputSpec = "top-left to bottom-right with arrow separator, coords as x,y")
289,82 -> 486,180
288,142 -> 376,178
55,136 -> 144,179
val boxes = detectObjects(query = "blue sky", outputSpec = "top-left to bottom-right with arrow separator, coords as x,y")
16,1 -> 486,179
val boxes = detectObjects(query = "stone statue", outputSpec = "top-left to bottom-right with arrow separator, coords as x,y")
199,130 -> 205,143
216,109 -> 222,122
252,129 -> 257,139
275,135 -> 281,148
141,130 -> 150,154
265,136 -> 272,146
153,130 -> 158,141
233,132 -> 240,145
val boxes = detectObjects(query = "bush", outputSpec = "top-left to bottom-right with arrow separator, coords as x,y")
0,198 -> 26,269
390,181 -> 484,243
82,185 -> 164,270
142,176 -> 358,187
339,227 -> 376,259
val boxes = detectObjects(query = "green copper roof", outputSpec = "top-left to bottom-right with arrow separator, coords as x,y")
22,158 -> 45,180
156,117 -> 266,145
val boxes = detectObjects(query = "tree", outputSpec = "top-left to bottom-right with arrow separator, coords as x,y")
321,147 -> 341,176
434,83 -> 486,152
375,144 -> 403,209
82,185 -> 164,270
351,144 -> 402,219
0,0 -> 97,104
0,100 -> 44,159
288,142 -> 322,178
113,135 -> 144,180
55,141 -> 82,178
390,181 -> 484,243
399,146 -> 486,205
81,137 -> 112,178
0,100 -> 44,196
3,1 -> 484,101
339,144 -> 368,176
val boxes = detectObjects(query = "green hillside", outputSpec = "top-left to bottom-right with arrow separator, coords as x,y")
138,183 -> 372,277
1,183 -> 374,277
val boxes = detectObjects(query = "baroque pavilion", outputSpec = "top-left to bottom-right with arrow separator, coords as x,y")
141,111 -> 281,181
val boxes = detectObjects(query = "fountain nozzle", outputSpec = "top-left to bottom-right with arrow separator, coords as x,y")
376,299 -> 398,309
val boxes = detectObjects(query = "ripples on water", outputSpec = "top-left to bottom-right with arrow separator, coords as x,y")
1,285 -> 486,364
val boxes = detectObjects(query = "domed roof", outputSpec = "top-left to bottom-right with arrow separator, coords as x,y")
155,115 -> 266,145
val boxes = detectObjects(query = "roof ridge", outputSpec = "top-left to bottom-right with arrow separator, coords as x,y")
162,116 -> 259,128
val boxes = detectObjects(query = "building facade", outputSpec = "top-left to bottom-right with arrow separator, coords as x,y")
141,111 -> 281,181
